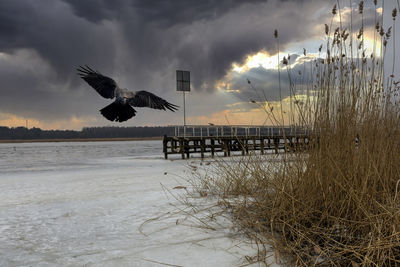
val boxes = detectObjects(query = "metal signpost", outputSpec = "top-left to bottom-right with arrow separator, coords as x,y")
176,70 -> 190,136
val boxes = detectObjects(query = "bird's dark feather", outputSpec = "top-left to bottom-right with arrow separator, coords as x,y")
128,90 -> 179,112
77,65 -> 116,99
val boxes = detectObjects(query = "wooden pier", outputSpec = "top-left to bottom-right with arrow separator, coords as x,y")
163,126 -> 309,159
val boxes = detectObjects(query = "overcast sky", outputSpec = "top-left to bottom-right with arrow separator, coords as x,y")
0,0 -> 397,129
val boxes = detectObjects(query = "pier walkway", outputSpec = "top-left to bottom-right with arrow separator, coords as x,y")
163,125 -> 310,159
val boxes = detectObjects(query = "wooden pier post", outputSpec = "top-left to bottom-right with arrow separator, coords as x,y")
179,138 -> 185,159
222,140 -> 231,156
274,138 -> 279,154
240,139 -> 245,155
211,138 -> 215,158
185,139 -> 190,159
260,138 -> 264,155
223,140 -> 227,157
163,135 -> 168,159
200,139 -> 205,159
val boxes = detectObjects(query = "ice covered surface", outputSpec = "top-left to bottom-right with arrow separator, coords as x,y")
0,141 -> 280,267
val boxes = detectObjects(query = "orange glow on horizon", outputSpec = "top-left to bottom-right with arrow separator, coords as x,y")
188,96 -> 303,126
0,113 -> 97,130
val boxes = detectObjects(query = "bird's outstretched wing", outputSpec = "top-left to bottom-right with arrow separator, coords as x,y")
128,91 -> 179,112
77,65 -> 117,99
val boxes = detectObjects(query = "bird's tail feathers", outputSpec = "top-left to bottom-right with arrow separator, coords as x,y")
100,102 -> 136,122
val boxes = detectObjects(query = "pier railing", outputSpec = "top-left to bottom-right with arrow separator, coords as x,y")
174,125 -> 308,138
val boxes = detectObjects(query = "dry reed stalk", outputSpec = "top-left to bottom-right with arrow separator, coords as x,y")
192,1 -> 400,265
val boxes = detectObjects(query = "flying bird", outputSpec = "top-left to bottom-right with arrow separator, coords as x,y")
77,65 -> 178,122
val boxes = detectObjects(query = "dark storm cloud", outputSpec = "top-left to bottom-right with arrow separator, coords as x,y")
0,0 -> 116,76
0,0 -> 119,120
0,0 -> 329,122
66,0 -> 266,24
0,49 -> 107,120
116,0 -> 327,91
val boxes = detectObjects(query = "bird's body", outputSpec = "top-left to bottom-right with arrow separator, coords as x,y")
77,66 -> 178,122
114,87 -> 135,107
116,88 -> 134,104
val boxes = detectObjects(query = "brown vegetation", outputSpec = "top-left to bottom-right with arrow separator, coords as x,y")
194,2 -> 400,265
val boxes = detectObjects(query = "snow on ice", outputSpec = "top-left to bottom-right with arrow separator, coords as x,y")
0,141 -> 279,266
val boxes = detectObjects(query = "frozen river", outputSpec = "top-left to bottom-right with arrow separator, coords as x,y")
0,141 -> 268,267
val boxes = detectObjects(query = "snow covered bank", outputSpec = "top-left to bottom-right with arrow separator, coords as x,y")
0,141 -> 279,266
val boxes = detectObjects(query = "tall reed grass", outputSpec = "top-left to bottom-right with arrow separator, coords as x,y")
194,1 -> 400,265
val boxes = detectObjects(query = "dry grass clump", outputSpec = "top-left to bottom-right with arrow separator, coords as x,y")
194,2 -> 400,266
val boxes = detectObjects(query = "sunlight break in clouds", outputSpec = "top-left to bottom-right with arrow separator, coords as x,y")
232,51 -> 279,73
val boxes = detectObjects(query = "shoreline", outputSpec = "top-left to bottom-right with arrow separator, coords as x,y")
0,137 -> 163,143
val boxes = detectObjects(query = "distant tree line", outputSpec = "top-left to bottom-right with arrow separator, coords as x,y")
0,126 -> 175,140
